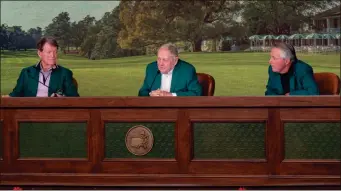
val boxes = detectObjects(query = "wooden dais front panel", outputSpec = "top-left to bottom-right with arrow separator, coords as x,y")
0,97 -> 339,187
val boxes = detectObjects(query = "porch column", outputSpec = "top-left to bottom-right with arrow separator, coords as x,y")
326,18 -> 330,32
326,18 -> 331,46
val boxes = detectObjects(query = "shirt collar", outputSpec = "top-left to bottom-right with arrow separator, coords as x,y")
163,68 -> 174,75
35,61 -> 59,71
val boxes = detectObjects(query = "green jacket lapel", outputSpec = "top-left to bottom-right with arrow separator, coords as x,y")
29,67 -> 39,96
170,61 -> 180,92
48,68 -> 61,96
154,73 -> 161,90
289,74 -> 296,92
288,63 -> 297,92
273,73 -> 284,95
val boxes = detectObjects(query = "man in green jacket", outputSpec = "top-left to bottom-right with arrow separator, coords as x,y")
138,43 -> 202,96
265,42 -> 319,96
6,37 -> 79,97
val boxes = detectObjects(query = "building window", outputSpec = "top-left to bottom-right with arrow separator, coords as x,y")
333,18 -> 339,28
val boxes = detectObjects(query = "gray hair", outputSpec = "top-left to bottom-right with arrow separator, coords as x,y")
273,42 -> 297,62
159,43 -> 178,57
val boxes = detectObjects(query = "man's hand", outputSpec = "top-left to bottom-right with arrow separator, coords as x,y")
158,90 -> 173,96
285,93 -> 290,96
51,93 -> 64,97
149,89 -> 173,96
149,89 -> 161,96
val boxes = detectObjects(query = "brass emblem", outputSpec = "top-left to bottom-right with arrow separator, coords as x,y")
125,125 -> 154,156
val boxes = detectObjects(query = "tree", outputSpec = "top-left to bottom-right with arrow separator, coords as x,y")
44,12 -> 71,51
27,27 -> 42,44
7,26 -> 26,50
0,24 -> 9,49
80,11 -> 118,59
80,5 -> 144,59
0,24 -> 38,50
70,15 -> 96,50
118,0 -> 242,52
79,22 -> 102,59
241,0 -> 340,35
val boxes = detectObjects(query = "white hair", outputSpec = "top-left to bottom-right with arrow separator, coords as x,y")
159,43 -> 178,57
279,49 -> 293,60
275,43 -> 296,62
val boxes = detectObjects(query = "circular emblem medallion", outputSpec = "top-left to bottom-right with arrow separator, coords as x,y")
125,125 -> 154,156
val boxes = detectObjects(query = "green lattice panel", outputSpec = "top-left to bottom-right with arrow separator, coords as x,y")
105,122 -> 175,158
19,122 -> 87,158
285,123 -> 340,159
194,123 -> 265,159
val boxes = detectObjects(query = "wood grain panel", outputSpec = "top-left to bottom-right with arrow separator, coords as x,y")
1,96 -> 339,108
189,160 -> 268,174
280,160 -> 340,175
8,160 -> 91,173
1,173 -> 339,186
14,109 -> 90,121
100,160 -> 179,174
176,109 -> 191,173
101,109 -> 177,121
267,108 -> 282,175
189,108 -> 268,121
280,108 -> 340,121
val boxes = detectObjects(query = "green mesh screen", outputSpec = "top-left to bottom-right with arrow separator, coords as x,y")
193,123 -> 265,159
105,122 -> 175,158
285,122 -> 340,159
19,122 -> 87,158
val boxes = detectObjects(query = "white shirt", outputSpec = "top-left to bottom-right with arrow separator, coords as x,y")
36,65 -> 53,97
160,69 -> 176,96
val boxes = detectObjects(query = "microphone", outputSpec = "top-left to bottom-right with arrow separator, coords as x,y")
149,70 -> 160,92
27,70 -> 63,97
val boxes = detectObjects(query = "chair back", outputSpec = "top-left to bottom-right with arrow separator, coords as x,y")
197,73 -> 215,96
72,77 -> 78,91
313,72 -> 340,95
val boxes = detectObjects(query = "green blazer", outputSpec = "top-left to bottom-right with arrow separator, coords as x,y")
9,63 -> 79,97
138,59 -> 202,96
265,60 -> 319,96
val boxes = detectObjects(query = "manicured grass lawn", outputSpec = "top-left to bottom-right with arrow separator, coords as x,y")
1,50 -> 340,96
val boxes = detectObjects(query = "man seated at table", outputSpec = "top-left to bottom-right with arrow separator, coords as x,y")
265,42 -> 319,96
138,43 -> 202,96
5,36 -> 79,97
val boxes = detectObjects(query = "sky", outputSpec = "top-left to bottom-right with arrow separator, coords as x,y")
0,1 -> 120,31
